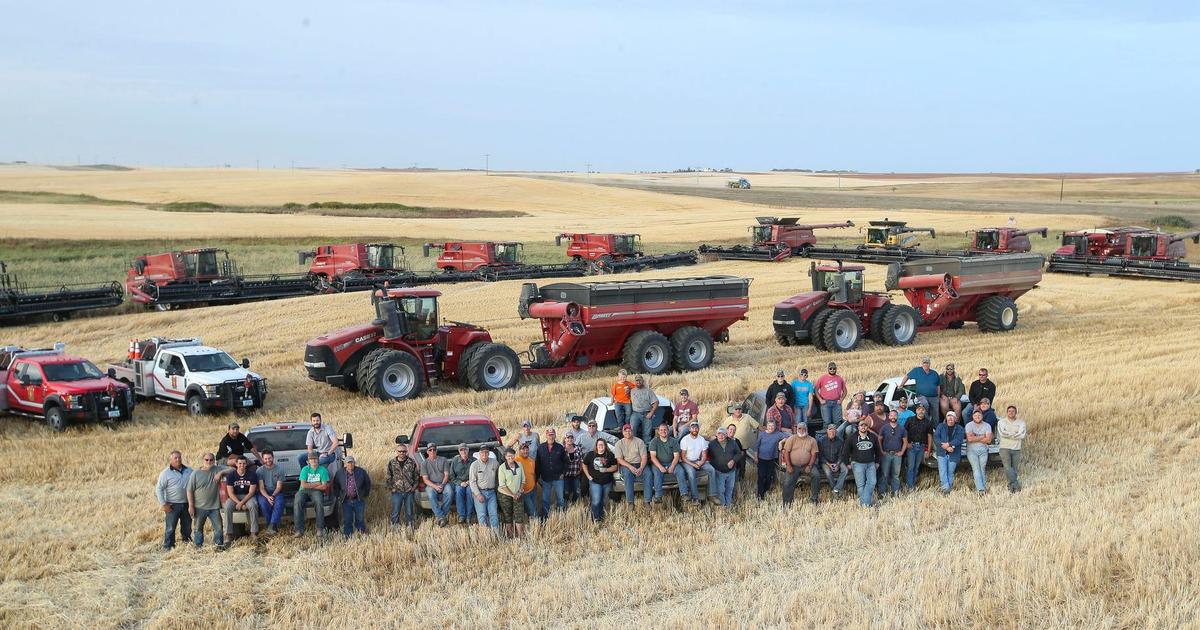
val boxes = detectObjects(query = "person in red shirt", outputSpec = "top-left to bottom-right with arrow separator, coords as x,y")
814,361 -> 847,428
611,369 -> 633,427
673,388 -> 700,437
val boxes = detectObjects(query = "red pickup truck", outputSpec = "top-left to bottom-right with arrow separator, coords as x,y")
1,343 -> 135,431
396,415 -> 506,511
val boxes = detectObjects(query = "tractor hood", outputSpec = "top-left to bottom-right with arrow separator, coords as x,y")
773,291 -> 829,313
306,322 -> 383,352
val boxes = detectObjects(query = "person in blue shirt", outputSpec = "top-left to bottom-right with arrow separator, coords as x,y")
933,411 -> 966,493
902,357 -> 942,424
790,368 -> 815,426
896,397 -> 916,425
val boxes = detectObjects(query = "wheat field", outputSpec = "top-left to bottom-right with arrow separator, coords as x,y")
1,169 -> 1198,629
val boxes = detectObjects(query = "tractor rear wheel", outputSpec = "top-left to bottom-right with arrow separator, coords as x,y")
977,296 -> 1018,332
809,308 -> 833,351
671,327 -> 714,372
869,304 -> 891,343
622,330 -> 672,375
359,348 -> 424,401
45,406 -> 68,432
881,304 -> 919,346
821,310 -> 861,353
466,343 -> 522,392
457,343 -> 484,387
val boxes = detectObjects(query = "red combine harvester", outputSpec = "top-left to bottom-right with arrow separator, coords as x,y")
699,218 -> 856,262
303,275 -> 750,401
422,241 -> 585,282
126,248 -> 318,310
556,232 -> 697,273
0,261 -> 124,324
299,242 -> 417,292
772,254 -> 1044,352
966,227 -> 1048,254
1048,227 -> 1200,281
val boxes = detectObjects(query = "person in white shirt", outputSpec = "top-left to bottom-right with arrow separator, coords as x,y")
678,422 -> 715,503
997,404 -> 1028,492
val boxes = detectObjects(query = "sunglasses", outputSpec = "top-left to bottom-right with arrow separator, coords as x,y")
203,457 -> 214,462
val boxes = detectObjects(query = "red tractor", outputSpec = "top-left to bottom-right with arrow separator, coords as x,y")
772,254 -> 1045,352
303,275 -> 750,401
127,248 -> 316,309
699,218 -> 856,261
298,242 -> 413,292
966,227 -> 1048,254
422,241 -> 525,272
555,232 -> 696,272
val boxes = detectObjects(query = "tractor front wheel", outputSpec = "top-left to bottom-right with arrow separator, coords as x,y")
671,327 -> 714,372
774,331 -> 794,347
465,343 -> 522,392
359,348 -> 424,401
822,310 -> 862,353
869,304 -> 891,343
622,330 -> 672,375
809,308 -> 834,351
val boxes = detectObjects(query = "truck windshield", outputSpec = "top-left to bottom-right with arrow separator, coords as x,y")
366,245 -> 394,269
250,428 -> 309,453
974,231 -> 999,250
416,424 -> 498,448
184,352 -> 240,372
494,243 -> 521,264
42,361 -> 104,381
866,228 -> 889,245
751,226 -> 772,243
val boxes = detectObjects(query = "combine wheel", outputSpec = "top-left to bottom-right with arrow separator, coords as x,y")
977,296 -> 1018,332
45,406 -> 68,432
359,348 -> 424,401
821,310 -> 862,353
466,343 -> 522,392
869,304 -> 891,343
881,304 -> 919,346
809,308 -> 833,351
622,330 -> 672,375
671,327 -> 714,372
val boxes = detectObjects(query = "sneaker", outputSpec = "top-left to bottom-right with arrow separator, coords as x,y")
940,487 -> 950,495
977,489 -> 986,496
292,531 -> 303,538
249,533 -> 258,543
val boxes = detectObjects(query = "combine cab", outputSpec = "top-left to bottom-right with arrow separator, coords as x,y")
422,241 -> 586,282
556,232 -> 697,273
772,254 -> 1044,352
300,242 -> 416,292
303,275 -> 750,401
0,261 -> 123,324
967,227 -> 1048,254
1048,227 -> 1200,281
803,219 -> 939,264
126,248 -> 318,310
700,218 -> 855,262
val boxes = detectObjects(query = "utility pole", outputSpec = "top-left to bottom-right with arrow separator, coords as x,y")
485,153 -> 490,176
837,174 -> 842,191
256,159 -> 260,171
585,163 -> 591,176
1059,177 -> 1065,202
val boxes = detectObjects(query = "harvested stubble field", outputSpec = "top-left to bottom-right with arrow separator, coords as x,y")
0,168 -> 1198,629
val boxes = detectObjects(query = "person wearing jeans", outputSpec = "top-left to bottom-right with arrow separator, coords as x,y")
755,420 -> 788,500
295,452 -> 329,536
562,435 -> 584,504
254,451 -> 286,534
535,429 -> 569,517
814,362 -> 847,427
186,453 -> 224,548
964,410 -> 993,494
903,405 -> 934,491
997,405 -> 1028,492
449,445 -> 475,523
933,412 -> 966,494
706,428 -> 742,507
649,424 -> 687,501
878,411 -> 908,497
843,421 -> 881,507
629,375 -> 659,443
468,447 -> 501,533
583,440 -> 618,522
780,424 -> 818,506
386,445 -> 420,527
812,426 -> 848,502
419,444 -> 454,526
613,424 -> 651,505
679,422 -> 715,502
611,369 -> 634,427
333,456 -> 371,539
155,451 -> 192,550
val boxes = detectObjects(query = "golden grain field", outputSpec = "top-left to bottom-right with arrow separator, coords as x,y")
0,169 -> 1198,629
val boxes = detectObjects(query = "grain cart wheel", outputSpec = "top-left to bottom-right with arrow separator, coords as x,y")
622,330 -> 672,375
359,348 -> 424,401
881,304 -> 919,346
186,393 -> 205,416
822,310 -> 862,353
977,296 -> 1018,332
466,343 -> 522,391
869,304 -> 892,343
45,406 -> 68,432
671,327 -> 714,372
809,308 -> 834,351
457,343 -> 485,387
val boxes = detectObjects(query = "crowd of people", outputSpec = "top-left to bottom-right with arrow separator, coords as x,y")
154,358 -> 1029,550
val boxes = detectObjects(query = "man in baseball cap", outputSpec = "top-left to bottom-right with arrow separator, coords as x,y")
901,356 -> 941,424
815,361 -> 846,428
939,362 -> 965,421
767,370 -> 795,413
449,443 -> 475,524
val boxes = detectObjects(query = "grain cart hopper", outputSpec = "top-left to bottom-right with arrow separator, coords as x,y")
1048,228 -> 1200,281
303,276 -> 750,401
556,233 -> 697,273
0,261 -> 123,324
126,248 -> 318,310
772,254 -> 1044,352
699,218 -> 855,262
299,242 -> 416,292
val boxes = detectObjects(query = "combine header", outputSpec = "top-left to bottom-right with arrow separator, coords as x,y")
422,241 -> 586,282
802,219 -> 939,264
0,261 -> 124,324
300,242 -> 416,292
772,254 -> 1044,352
303,275 -> 750,401
556,232 -> 697,273
1048,228 -> 1200,281
699,218 -> 855,262
126,248 -> 318,310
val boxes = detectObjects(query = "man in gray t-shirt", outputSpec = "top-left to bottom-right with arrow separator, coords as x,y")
255,451 -> 286,533
964,412 -> 994,494
185,453 -> 225,548
420,444 -> 454,522
629,376 -> 659,443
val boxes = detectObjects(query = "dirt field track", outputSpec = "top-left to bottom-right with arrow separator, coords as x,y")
1,168 -> 1198,628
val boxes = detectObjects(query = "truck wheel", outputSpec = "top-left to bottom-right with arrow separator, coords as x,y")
881,304 -> 919,346
671,327 -> 714,372
45,406 -> 68,432
622,330 -> 672,375
457,343 -> 484,387
822,310 -> 861,352
809,308 -> 834,351
466,343 -> 522,391
359,348 -> 424,401
186,394 -> 205,416
977,296 -> 1018,332
869,304 -> 891,342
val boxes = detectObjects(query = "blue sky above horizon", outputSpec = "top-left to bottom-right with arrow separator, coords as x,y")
2,1 -> 1197,172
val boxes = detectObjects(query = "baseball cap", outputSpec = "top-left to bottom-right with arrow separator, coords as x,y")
570,415 -> 583,423
776,370 -> 785,377
946,411 -> 957,418
306,452 -> 319,460
827,361 -> 837,369
945,363 -> 955,370
622,423 -> 632,431
457,443 -> 468,451
689,421 -> 700,427
228,422 -> 239,429
425,443 -> 437,450
980,397 -> 991,404
846,409 -> 862,421
479,444 -> 492,451
587,419 -> 597,426
775,392 -> 787,400
518,443 -> 529,450
545,427 -> 556,434
716,428 -> 727,436
521,420 -> 532,428
800,368 -> 808,375
344,455 -> 356,463
825,424 -> 837,431
679,388 -> 689,396
921,356 -> 930,364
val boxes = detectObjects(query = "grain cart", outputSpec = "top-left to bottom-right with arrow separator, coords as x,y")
772,254 -> 1044,352
1048,228 -> 1200,281
303,276 -> 750,401
803,219 -> 938,264
967,227 -> 1048,254
699,218 -> 855,262
0,261 -> 124,324
1,343 -> 134,431
107,337 -> 267,415
299,242 -> 416,292
556,233 -> 697,273
126,248 -> 318,310
422,241 -> 585,282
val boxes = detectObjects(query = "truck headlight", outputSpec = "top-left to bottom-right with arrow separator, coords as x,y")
62,394 -> 82,408
202,385 -> 218,397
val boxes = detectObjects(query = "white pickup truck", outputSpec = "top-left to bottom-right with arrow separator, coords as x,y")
108,337 -> 267,415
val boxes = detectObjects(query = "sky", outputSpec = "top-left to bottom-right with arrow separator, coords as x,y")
1,1 -> 1197,172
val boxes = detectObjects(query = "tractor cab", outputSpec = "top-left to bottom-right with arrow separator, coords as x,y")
612,234 -> 642,255
376,289 -> 441,341
809,263 -> 865,305
493,242 -> 524,265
